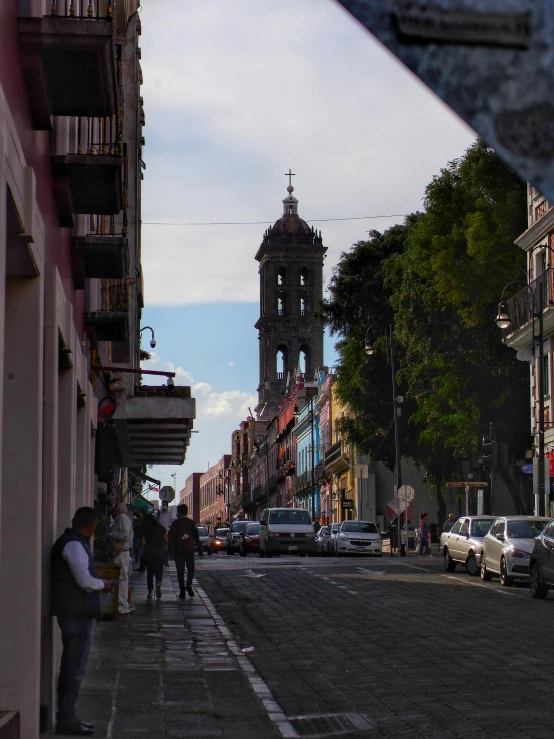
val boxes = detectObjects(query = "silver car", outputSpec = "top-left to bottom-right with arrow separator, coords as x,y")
322,523 -> 341,556
335,521 -> 382,556
441,516 -> 495,575
315,525 -> 329,555
197,526 -> 212,555
481,516 -> 549,586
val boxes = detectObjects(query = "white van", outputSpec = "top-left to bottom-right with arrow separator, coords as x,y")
258,507 -> 316,557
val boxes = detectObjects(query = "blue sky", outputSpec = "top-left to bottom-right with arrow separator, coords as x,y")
137,0 -> 475,498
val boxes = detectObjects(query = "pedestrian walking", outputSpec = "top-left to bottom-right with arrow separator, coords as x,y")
442,513 -> 456,532
108,502 -> 134,614
133,510 -> 146,570
51,507 -> 113,736
418,512 -> 432,557
140,514 -> 168,600
156,500 -> 174,567
169,503 -> 202,599
313,517 -> 321,534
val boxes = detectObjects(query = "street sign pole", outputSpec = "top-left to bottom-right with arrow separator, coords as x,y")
446,482 -> 488,518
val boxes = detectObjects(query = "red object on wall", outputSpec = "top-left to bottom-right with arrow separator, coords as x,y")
547,451 -> 554,477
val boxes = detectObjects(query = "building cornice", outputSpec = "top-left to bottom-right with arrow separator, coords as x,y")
515,207 -> 554,250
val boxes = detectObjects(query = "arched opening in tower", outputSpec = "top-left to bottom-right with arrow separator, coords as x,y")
276,346 -> 288,380
299,346 -> 310,377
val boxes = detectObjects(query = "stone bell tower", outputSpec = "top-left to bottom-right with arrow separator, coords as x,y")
255,173 -> 327,417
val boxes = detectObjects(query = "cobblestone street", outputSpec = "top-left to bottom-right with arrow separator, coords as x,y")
48,552 -> 554,738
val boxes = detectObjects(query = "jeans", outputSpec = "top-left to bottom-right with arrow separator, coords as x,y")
113,550 -> 131,611
56,617 -> 94,727
419,535 -> 430,556
175,553 -> 195,592
145,551 -> 164,591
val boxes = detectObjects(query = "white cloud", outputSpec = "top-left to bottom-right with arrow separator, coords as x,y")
139,0 -> 475,307
141,353 -> 257,421
228,361 -> 235,367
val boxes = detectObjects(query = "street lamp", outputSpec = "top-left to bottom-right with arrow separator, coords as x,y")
495,272 -> 549,516
140,325 -> 156,348
364,324 -> 405,556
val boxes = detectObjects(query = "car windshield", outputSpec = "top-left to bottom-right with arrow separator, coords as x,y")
215,528 -> 229,537
268,510 -> 311,524
318,526 -> 329,536
507,520 -> 546,538
470,519 -> 493,537
341,522 -> 378,534
245,524 -> 260,535
197,527 -> 208,537
232,521 -> 248,533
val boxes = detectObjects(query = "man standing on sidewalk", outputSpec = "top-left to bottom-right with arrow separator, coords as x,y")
109,502 -> 134,614
157,499 -> 174,567
169,504 -> 202,599
51,507 -> 113,736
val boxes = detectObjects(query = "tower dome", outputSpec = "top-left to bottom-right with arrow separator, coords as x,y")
268,184 -> 312,236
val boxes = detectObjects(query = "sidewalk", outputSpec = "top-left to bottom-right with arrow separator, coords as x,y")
44,564 -> 282,739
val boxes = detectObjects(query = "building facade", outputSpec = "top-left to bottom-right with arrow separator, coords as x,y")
199,455 -> 231,531
180,472 -> 202,522
0,3 -> 195,735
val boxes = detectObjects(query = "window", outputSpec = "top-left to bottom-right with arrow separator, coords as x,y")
496,521 -> 506,537
300,296 -> 309,316
544,521 -> 554,540
544,353 -> 550,396
450,520 -> 463,535
277,268 -> 286,286
277,295 -> 286,315
276,346 -> 287,379
471,519 -> 494,537
300,268 -> 309,286
460,519 -> 470,536
299,346 -> 310,375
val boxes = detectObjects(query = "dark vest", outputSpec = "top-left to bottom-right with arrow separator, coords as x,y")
51,528 -> 101,620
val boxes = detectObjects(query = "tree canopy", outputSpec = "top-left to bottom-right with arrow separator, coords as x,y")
318,139 -> 530,494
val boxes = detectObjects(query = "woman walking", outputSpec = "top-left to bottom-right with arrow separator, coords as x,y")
418,512 -> 432,557
140,514 -> 168,600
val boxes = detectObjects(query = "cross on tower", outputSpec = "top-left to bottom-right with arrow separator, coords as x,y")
285,169 -> 296,188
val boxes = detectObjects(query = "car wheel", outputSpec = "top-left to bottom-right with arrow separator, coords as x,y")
530,562 -> 548,599
481,553 -> 492,581
443,549 -> 456,572
465,552 -> 479,577
500,556 -> 513,587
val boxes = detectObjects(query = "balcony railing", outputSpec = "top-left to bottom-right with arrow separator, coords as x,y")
503,269 -> 554,336
102,278 -> 128,311
293,471 -> 311,493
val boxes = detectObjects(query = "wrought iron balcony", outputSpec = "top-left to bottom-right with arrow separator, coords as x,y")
325,440 -> 349,471
502,269 -> 554,337
85,277 -> 128,341
19,1 -> 119,130
293,471 -> 310,493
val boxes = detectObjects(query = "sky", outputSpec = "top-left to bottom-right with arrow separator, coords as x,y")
137,0 -> 475,499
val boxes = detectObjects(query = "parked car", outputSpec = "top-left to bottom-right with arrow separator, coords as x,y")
335,521 -> 382,556
226,520 -> 251,555
315,525 -> 329,555
210,527 -> 230,554
481,516 -> 549,586
322,523 -> 341,556
240,522 -> 261,556
440,515 -> 495,575
197,526 -> 212,555
258,507 -> 316,557
529,519 -> 554,598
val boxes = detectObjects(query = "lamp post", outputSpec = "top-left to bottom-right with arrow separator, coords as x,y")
365,324 -> 405,555
495,278 -> 547,516
140,325 -> 156,348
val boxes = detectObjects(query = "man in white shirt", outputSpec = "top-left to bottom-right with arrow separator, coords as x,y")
156,500 -> 174,567
51,507 -> 112,736
108,502 -> 134,614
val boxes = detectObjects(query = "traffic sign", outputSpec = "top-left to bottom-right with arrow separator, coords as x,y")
447,481 -> 488,488
159,485 -> 175,502
397,485 -> 415,503
521,464 -> 534,475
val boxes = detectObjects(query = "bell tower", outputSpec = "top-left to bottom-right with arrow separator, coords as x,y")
255,174 -> 327,417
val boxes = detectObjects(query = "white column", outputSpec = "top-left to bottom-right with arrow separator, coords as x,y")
0,273 -> 44,739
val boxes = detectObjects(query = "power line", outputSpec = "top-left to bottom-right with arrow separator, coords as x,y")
142,213 -> 409,227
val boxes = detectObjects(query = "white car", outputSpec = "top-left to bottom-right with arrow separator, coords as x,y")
440,516 -> 495,575
322,523 -> 341,556
481,516 -> 549,586
335,521 -> 382,556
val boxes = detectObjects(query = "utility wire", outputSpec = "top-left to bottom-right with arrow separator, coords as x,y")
142,213 -> 409,227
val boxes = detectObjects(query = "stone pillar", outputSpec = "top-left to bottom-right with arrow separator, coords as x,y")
0,273 -> 44,739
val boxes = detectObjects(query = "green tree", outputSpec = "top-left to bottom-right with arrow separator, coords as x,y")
320,139 -> 530,505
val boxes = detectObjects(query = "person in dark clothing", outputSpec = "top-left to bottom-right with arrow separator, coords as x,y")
169,504 -> 202,599
442,513 -> 456,532
51,507 -> 112,736
133,510 -> 146,570
140,514 -> 168,600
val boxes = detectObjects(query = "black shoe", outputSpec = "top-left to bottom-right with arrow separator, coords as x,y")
56,722 -> 94,735
80,723 -> 94,731
156,582 -> 162,599
186,585 -> 195,598
179,590 -> 186,599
